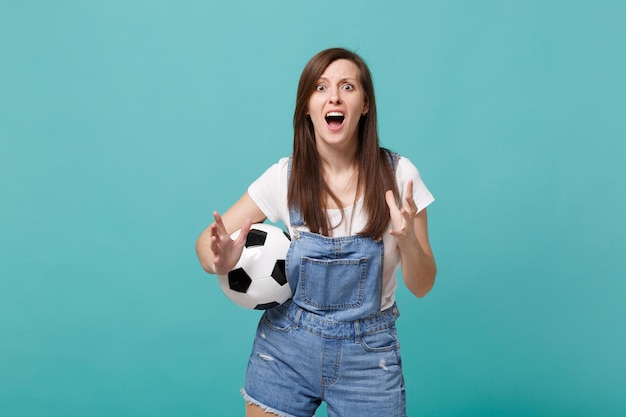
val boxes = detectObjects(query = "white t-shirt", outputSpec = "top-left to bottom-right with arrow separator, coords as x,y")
248,155 -> 434,310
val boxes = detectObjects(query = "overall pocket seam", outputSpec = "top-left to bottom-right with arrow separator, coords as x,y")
300,257 -> 368,310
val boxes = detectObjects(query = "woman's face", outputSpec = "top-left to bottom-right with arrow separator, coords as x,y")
307,59 -> 369,151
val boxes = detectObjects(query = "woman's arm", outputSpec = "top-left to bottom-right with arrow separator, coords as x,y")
385,180 -> 437,298
195,192 -> 267,275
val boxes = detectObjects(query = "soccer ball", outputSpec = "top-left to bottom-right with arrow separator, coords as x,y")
217,223 -> 292,310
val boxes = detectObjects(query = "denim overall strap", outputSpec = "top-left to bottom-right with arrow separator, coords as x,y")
287,156 -> 305,228
387,150 -> 399,173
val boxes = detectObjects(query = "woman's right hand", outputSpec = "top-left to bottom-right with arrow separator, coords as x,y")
196,192 -> 266,275
209,211 -> 252,275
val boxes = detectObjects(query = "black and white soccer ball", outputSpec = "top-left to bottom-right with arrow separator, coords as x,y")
217,223 -> 292,310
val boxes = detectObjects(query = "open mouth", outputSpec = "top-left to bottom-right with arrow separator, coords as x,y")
325,111 -> 345,129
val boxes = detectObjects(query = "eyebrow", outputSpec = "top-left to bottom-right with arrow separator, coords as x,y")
317,77 -> 357,83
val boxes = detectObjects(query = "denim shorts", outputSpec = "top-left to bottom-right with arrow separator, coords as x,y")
242,301 -> 407,417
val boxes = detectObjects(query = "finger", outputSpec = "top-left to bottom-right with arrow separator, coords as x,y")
405,179 -> 414,200
385,190 -> 398,212
209,232 -> 222,257
405,195 -> 418,215
401,207 -> 414,222
404,180 -> 418,215
241,218 -> 252,236
212,211 -> 228,235
387,190 -> 408,231
234,219 -> 253,246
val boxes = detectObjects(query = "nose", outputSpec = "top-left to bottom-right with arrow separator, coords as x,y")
329,87 -> 341,104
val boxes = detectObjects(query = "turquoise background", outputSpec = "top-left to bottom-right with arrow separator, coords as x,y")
2,1 -> 625,416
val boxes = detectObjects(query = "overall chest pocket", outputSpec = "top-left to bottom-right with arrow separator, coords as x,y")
299,257 -> 369,310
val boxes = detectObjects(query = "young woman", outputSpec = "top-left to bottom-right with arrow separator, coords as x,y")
196,47 -> 436,417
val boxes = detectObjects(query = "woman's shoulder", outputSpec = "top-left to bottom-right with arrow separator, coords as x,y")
390,153 -> 421,176
253,156 -> 292,191
258,156 -> 291,176
268,155 -> 291,169
277,155 -> 291,167
393,154 -> 434,209
381,150 -> 419,170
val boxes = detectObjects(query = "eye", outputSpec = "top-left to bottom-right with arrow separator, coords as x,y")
342,84 -> 354,91
316,84 -> 326,91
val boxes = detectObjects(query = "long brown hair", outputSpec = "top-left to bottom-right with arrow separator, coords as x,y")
288,48 -> 399,239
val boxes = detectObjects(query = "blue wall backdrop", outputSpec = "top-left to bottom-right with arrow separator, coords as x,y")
2,1 -> 625,416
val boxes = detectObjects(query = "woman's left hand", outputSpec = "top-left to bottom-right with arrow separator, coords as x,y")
385,179 -> 436,297
385,179 -> 420,252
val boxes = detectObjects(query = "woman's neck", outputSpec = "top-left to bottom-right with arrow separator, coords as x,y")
317,142 -> 358,175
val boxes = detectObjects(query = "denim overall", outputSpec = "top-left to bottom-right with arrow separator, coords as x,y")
243,154 -> 406,417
